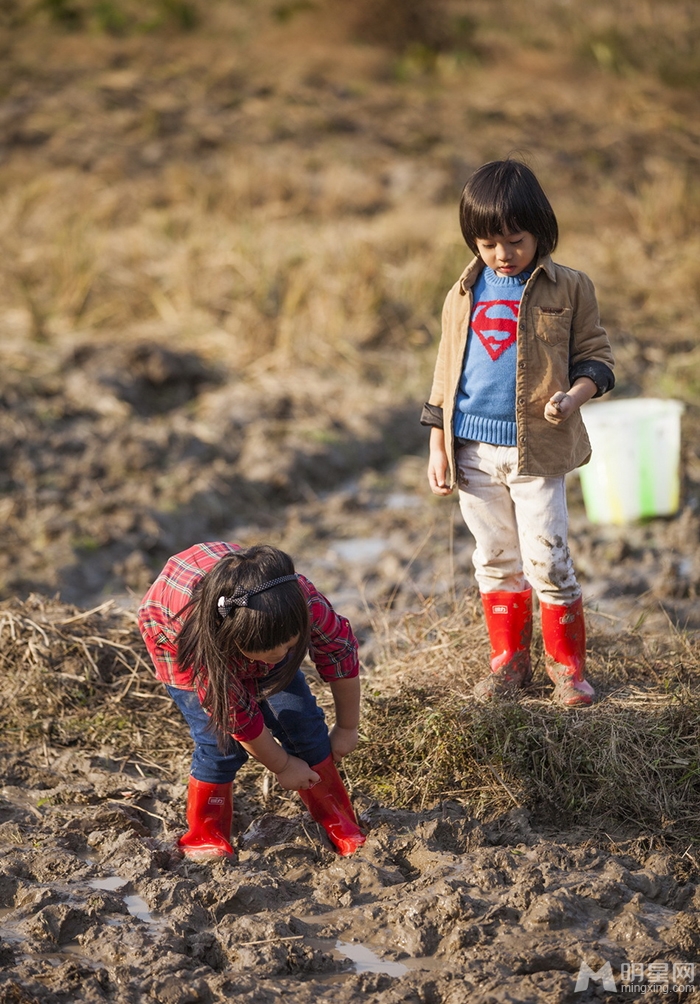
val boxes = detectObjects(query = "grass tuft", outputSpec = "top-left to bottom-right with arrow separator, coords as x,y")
342,592 -> 700,841
347,685 -> 700,840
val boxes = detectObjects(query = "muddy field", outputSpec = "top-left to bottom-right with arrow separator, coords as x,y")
4,622 -> 698,1003
2,739 -> 700,1004
3,2 -> 700,1001
1,430 -> 699,1004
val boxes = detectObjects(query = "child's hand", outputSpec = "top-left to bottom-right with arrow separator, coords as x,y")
545,378 -> 598,425
428,426 -> 453,495
544,391 -> 575,425
428,449 -> 453,495
329,724 -> 359,762
275,754 -> 320,791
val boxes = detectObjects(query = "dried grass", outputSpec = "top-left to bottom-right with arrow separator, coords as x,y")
1,0 -> 700,396
3,593 -> 700,842
0,595 -> 190,777
343,594 -> 700,842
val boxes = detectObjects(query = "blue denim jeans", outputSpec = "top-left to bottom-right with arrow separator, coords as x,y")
166,670 -> 331,784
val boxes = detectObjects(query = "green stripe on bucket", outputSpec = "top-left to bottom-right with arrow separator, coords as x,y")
638,418 -> 656,519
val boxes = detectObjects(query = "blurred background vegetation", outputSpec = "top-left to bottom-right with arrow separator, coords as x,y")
1,0 -> 699,604
1,0 -> 699,377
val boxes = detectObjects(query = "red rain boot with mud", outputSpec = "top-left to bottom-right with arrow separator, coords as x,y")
177,776 -> 235,861
299,755 -> 366,856
540,595 -> 595,707
473,589 -> 533,700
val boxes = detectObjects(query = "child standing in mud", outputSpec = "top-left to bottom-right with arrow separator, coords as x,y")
138,541 -> 365,860
422,159 -> 614,706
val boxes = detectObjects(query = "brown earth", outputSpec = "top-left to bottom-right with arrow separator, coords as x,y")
2,2 -> 700,1001
0,589 -> 698,1004
2,740 -> 700,1004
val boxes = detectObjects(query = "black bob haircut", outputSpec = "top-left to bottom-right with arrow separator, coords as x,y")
459,159 -> 559,258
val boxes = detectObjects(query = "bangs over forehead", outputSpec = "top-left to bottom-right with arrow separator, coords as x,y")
469,203 -> 528,243
459,160 -> 558,256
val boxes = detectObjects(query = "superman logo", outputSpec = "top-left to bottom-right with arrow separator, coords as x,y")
471,299 -> 519,361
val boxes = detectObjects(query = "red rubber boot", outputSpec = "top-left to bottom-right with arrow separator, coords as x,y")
473,589 -> 533,700
298,755 -> 366,856
177,776 -> 235,860
540,595 -> 595,707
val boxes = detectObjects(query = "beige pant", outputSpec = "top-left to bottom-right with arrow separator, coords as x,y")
455,441 -> 580,603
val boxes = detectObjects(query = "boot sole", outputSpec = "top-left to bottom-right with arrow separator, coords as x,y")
552,687 -> 595,707
473,672 -> 532,701
182,849 -> 234,861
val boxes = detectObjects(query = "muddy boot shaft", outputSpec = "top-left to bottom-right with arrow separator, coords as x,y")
474,589 -> 533,700
178,776 -> 235,861
541,595 -> 595,707
298,754 -> 366,856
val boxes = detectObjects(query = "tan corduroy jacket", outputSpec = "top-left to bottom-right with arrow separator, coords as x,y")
421,254 -> 615,480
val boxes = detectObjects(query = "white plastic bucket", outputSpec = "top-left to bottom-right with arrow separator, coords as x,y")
579,398 -> 684,525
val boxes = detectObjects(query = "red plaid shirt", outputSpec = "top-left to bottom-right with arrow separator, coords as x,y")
138,542 -> 359,741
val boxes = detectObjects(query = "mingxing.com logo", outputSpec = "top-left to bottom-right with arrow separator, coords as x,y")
574,960 -> 696,995
574,961 -> 617,993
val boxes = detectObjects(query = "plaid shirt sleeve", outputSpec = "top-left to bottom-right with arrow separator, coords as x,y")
299,575 -> 360,681
137,541 -> 241,688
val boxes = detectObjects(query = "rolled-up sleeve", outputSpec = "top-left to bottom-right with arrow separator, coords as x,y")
420,402 -> 444,428
228,708 -> 265,742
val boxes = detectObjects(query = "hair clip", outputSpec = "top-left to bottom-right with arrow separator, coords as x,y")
216,573 -> 298,619
217,595 -> 234,617
218,591 -> 252,617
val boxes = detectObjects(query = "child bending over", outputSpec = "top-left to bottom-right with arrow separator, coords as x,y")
139,541 -> 365,859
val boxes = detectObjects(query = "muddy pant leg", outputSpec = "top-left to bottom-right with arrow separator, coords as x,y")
456,441 -> 527,593
456,442 -> 580,604
260,670 -> 331,768
165,685 -> 248,784
506,470 -> 580,604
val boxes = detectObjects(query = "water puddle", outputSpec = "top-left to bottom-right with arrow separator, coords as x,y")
90,876 -> 127,892
335,939 -> 409,977
329,538 -> 387,563
90,877 -> 161,928
385,492 -> 421,510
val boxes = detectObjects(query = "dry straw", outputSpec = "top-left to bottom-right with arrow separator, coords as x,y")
344,592 -> 700,842
3,593 -> 699,842
0,595 -> 190,777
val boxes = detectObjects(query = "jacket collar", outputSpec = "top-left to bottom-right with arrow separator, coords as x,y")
537,255 -> 557,282
458,253 -> 556,294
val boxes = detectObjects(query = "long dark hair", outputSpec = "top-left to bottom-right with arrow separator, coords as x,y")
459,159 -> 559,258
176,545 -> 310,745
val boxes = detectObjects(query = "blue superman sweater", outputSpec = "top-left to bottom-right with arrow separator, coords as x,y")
453,266 -> 531,446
